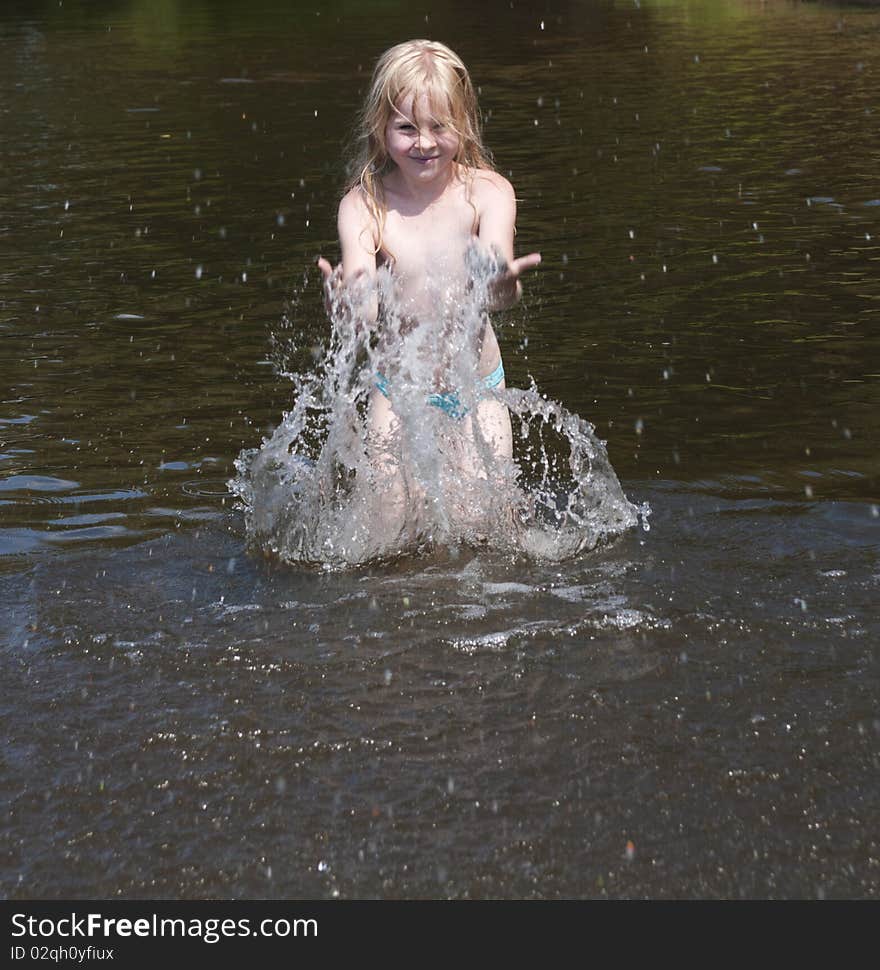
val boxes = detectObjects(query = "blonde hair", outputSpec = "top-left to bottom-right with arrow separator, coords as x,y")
346,39 -> 494,255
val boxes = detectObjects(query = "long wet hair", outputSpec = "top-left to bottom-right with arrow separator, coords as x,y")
346,39 -> 495,255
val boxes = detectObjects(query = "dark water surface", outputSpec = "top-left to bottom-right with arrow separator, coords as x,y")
2,0 -> 879,898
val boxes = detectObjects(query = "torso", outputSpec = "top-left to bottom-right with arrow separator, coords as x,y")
379,175 -> 476,297
374,167 -> 504,383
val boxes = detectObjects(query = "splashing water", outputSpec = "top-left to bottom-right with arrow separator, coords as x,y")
230,247 -> 646,567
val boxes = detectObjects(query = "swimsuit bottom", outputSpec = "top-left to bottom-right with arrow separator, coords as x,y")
375,360 -> 504,420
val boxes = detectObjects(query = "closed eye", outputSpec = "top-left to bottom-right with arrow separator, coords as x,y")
395,122 -> 447,132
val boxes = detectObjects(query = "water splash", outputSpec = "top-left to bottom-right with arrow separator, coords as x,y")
230,250 -> 645,567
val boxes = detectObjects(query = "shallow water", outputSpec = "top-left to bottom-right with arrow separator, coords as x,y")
2,0 -> 879,898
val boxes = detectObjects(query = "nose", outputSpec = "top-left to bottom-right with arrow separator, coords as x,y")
416,126 -> 436,152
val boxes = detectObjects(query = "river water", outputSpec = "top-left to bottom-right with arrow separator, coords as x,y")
2,0 -> 878,898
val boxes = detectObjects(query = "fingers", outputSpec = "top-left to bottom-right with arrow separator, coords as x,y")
511,252 -> 542,276
317,257 -> 367,285
317,257 -> 339,316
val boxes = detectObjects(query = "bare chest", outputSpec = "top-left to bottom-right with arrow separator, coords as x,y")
380,200 -> 476,283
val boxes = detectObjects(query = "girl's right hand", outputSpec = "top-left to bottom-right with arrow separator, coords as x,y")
317,256 -> 339,284
317,256 -> 341,316
317,257 -> 372,330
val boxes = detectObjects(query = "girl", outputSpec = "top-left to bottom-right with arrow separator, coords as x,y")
317,39 -> 541,538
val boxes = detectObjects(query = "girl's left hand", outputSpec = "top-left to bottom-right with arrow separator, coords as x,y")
487,249 -> 542,309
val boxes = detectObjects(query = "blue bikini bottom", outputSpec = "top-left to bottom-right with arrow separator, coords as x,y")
375,360 -> 505,420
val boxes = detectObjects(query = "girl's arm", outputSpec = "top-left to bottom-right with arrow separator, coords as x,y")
475,172 -> 541,311
318,189 -> 378,327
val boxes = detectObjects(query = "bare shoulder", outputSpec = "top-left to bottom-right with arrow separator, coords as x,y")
470,168 -> 516,208
338,185 -> 373,226
337,186 -> 378,254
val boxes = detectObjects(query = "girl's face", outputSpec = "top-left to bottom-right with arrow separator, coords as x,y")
384,92 -> 460,186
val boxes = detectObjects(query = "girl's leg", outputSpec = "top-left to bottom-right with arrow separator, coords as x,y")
439,369 -> 513,482
473,397 -> 513,462
440,376 -> 517,535
472,368 -> 513,468
365,388 -> 411,537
